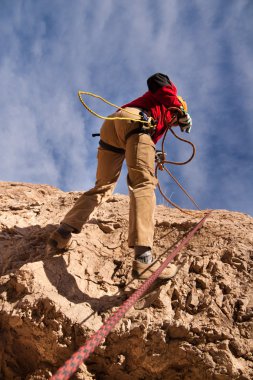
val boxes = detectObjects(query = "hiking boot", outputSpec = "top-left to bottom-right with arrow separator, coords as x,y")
132,260 -> 178,280
47,229 -> 72,251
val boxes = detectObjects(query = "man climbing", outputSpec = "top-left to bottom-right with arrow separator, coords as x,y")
47,73 -> 192,280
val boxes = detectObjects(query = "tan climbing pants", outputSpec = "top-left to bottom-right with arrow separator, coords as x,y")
62,107 -> 158,248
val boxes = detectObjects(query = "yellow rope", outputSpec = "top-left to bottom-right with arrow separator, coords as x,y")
78,90 -> 151,124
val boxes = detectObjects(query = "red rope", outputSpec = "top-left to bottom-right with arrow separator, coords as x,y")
50,210 -> 212,380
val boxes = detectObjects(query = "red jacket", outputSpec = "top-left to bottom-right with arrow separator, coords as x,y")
122,73 -> 182,144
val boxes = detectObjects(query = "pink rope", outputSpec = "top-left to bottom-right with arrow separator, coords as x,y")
50,210 -> 212,380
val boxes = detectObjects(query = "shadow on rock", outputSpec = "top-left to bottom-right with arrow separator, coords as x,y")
0,224 -> 56,275
0,224 -> 129,311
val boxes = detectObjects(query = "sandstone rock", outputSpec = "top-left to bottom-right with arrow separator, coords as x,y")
0,182 -> 253,379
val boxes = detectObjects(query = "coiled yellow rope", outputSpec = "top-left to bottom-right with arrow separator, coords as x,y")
78,91 -> 151,124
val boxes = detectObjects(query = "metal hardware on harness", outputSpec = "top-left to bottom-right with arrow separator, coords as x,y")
139,111 -> 157,135
155,150 -> 167,171
125,111 -> 157,141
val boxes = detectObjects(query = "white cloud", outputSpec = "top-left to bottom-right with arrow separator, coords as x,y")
0,0 -> 252,215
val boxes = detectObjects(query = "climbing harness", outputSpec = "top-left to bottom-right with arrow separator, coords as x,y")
78,91 -> 199,214
50,210 -> 212,380
99,139 -> 125,154
79,91 -> 157,144
125,110 -> 157,140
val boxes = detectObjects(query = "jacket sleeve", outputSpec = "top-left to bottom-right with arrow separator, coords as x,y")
147,73 -> 182,108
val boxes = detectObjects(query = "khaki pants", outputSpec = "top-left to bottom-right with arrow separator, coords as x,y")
62,108 -> 158,248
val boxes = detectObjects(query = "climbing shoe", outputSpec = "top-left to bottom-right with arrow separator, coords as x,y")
134,246 -> 153,264
132,260 -> 178,280
47,229 -> 72,251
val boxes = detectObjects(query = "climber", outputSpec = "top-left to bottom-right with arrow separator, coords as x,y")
47,73 -> 192,280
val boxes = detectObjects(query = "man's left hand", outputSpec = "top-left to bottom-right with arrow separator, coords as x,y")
178,112 -> 192,133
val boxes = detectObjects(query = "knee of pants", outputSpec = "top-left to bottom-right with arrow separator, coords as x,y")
86,182 -> 116,196
127,167 -> 158,191
126,135 -> 157,185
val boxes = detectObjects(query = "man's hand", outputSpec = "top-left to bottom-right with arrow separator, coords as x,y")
178,111 -> 192,133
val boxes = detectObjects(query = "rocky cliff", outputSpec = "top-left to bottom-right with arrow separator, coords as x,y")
0,182 -> 252,380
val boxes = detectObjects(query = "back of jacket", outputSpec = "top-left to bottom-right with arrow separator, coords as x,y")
122,73 -> 182,143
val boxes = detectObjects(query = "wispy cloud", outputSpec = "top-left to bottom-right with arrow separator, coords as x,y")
0,0 -> 252,215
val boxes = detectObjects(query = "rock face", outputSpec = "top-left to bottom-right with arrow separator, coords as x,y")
0,182 -> 253,380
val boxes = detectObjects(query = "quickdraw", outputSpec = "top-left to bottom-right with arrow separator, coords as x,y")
78,91 -> 200,214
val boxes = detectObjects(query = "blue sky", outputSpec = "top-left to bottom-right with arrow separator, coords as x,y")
0,0 -> 252,216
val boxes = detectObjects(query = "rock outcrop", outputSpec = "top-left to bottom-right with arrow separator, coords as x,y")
0,182 -> 252,380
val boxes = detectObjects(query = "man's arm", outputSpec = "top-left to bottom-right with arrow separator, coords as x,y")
147,73 -> 192,132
